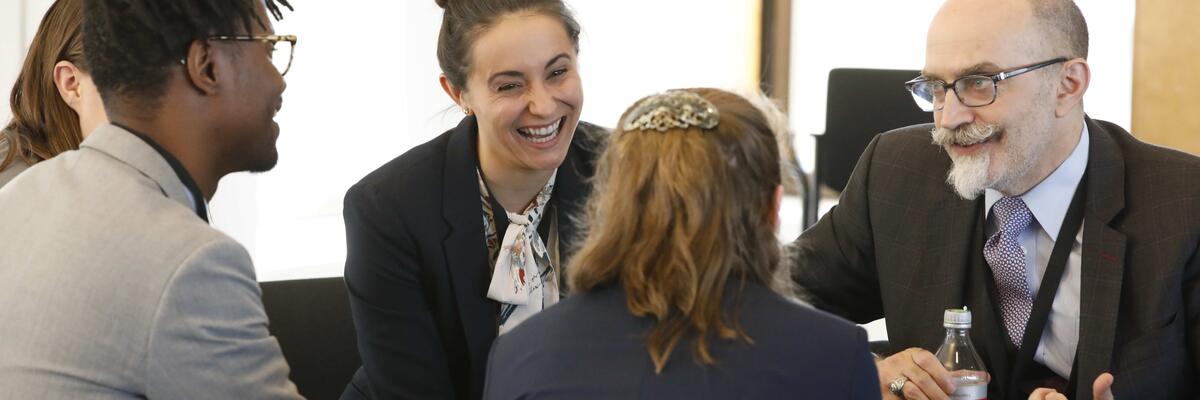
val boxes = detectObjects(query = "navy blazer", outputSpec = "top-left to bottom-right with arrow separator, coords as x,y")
342,116 -> 605,400
483,281 -> 881,400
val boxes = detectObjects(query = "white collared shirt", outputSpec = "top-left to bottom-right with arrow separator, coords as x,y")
984,122 -> 1089,378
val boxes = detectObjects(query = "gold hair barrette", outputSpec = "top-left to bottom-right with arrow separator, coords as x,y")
622,90 -> 720,132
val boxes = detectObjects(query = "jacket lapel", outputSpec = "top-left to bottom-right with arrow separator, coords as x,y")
439,116 -> 499,379
552,135 -> 589,265
81,124 -> 194,211
1072,117 -> 1127,400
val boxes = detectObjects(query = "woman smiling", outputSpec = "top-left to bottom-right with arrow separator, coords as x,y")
340,1 -> 604,399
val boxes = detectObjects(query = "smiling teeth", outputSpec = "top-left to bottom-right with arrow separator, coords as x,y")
518,119 -> 561,138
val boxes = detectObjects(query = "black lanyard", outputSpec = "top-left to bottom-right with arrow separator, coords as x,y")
1005,174 -> 1087,397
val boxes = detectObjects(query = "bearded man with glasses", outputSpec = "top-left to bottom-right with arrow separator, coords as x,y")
788,1 -> 1200,399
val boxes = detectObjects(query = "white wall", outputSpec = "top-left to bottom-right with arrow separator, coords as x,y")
1,0 -> 54,124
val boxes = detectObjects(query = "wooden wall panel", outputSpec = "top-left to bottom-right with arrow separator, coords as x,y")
1132,0 -> 1200,155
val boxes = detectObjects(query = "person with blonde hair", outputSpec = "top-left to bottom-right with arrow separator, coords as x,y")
483,88 -> 879,399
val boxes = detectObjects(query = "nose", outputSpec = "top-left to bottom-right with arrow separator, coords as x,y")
526,82 -> 555,117
936,89 -> 973,131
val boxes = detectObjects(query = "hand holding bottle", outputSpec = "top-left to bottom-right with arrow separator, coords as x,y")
876,347 -> 957,400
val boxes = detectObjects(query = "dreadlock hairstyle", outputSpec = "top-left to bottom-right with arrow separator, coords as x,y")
1,0 -> 87,172
82,0 -> 292,110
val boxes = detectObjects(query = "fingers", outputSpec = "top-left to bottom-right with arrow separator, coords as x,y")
877,348 -> 957,400
1028,388 -> 1068,400
901,379 -> 932,400
1028,388 -> 1055,399
902,367 -> 948,400
1093,372 -> 1115,400
909,348 -> 957,394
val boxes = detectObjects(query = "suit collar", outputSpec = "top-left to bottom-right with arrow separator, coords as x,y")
80,123 -> 207,222
551,128 -> 590,262
440,116 -> 499,384
1071,116 -> 1128,399
1081,116 -> 1126,224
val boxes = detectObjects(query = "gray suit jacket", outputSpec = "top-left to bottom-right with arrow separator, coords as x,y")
0,124 -> 302,399
790,117 -> 1200,400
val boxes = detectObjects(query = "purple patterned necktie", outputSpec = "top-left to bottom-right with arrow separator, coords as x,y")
985,196 -> 1035,348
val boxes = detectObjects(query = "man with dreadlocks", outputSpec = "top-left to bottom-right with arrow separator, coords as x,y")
0,0 -> 302,398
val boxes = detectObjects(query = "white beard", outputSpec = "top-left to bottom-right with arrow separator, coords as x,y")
933,123 -> 1000,200
934,122 -> 1042,200
946,150 -> 992,200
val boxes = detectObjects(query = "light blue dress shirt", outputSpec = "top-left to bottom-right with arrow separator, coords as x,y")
984,123 -> 1089,378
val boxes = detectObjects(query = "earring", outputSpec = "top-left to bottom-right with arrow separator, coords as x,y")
462,106 -> 471,115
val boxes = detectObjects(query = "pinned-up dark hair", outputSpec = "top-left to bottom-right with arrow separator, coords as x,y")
434,0 -> 581,90
82,0 -> 293,109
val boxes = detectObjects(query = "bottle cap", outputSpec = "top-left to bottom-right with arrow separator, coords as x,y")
944,307 -> 972,329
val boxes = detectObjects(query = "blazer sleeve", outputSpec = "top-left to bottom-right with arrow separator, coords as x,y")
787,135 -> 884,323
343,184 -> 457,399
847,327 -> 883,400
146,238 -> 301,399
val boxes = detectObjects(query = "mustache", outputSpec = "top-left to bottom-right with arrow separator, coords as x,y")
931,123 -> 1001,147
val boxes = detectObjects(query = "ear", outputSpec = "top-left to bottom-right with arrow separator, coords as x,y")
1054,58 -> 1090,118
439,73 -> 470,113
52,60 -> 84,112
183,39 -> 221,95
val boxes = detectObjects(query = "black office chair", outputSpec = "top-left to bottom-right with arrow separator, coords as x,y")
261,277 -> 361,400
804,68 -> 933,228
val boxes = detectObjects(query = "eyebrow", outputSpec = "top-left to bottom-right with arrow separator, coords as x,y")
921,61 -> 1001,81
486,53 -> 572,85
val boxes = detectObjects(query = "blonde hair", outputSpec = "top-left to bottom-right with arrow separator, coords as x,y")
569,88 -> 789,373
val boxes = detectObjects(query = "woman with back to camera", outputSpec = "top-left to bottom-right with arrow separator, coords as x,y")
0,0 -> 107,187
341,0 -> 604,398
483,88 -> 881,399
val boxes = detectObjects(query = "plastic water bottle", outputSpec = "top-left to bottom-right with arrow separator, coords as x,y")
935,308 -> 990,400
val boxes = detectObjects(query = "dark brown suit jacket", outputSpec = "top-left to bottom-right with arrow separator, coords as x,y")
790,117 -> 1200,400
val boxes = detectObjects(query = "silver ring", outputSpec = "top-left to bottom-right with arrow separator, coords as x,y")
888,376 -> 909,396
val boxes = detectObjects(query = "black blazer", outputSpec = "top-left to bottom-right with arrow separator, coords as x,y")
482,281 -> 881,400
790,117 -> 1200,400
342,116 -> 605,400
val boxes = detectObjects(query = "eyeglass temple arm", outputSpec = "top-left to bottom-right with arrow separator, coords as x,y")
996,57 -> 1069,81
